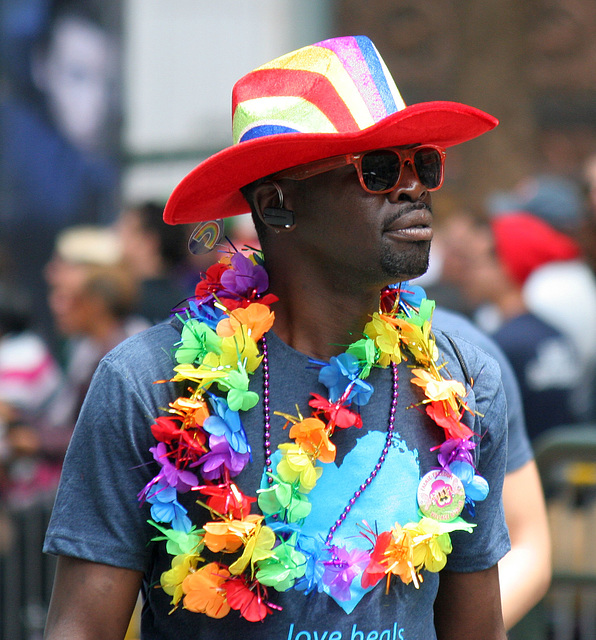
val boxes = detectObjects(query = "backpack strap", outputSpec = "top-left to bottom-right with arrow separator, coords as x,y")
445,333 -> 472,387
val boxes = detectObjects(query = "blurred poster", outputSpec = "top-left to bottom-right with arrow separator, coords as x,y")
0,0 -> 122,334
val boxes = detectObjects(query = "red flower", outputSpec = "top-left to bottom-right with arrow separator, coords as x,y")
224,577 -> 274,622
425,402 -> 474,440
309,393 -> 363,430
361,530 -> 392,589
198,482 -> 256,519
151,417 -> 178,443
150,417 -> 207,463
194,262 -> 231,300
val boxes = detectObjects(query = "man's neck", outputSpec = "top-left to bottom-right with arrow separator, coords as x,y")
266,263 -> 384,360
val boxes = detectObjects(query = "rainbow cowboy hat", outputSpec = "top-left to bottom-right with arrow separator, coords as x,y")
164,35 -> 498,225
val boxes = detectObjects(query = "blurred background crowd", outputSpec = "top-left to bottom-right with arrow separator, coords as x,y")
1,0 -> 596,638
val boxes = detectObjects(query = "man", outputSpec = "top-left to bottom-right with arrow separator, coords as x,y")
44,36 -> 509,639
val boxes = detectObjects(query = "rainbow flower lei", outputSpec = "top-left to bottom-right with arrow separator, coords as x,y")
138,250 -> 489,622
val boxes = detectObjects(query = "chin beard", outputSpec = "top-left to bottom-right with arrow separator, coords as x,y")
380,241 -> 431,281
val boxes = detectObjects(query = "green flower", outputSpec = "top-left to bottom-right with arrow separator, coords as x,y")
149,520 -> 204,556
346,337 -> 378,379
258,476 -> 312,522
175,319 -> 222,365
255,535 -> 306,592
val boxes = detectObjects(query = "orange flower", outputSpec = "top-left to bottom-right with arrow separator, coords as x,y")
182,562 -> 231,618
383,524 -> 419,587
216,303 -> 275,342
391,317 -> 437,366
203,514 -> 262,553
289,418 -> 336,463
169,395 -> 210,427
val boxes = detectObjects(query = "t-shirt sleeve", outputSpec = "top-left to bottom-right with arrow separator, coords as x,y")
43,325 -> 179,572
439,334 -> 511,573
432,308 -> 533,473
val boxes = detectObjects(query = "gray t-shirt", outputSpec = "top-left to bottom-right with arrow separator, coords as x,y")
44,320 -> 510,640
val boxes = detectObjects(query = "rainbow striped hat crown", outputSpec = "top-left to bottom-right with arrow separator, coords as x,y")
165,36 -> 498,225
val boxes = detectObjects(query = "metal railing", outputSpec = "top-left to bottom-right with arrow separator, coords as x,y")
0,496 -> 56,640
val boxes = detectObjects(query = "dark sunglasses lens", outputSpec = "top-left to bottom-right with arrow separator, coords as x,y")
414,148 -> 443,189
360,150 -> 401,192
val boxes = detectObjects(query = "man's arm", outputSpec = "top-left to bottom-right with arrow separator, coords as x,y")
434,565 -> 507,640
44,556 -> 143,640
499,460 -> 552,629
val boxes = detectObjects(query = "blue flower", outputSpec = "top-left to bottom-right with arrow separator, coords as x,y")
318,352 -> 373,407
451,461 -> 489,502
204,396 -> 251,454
394,281 -> 427,312
146,481 -> 192,532
294,535 -> 330,595
188,299 -> 226,330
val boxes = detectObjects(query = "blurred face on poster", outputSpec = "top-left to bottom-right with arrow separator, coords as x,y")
32,13 -> 117,152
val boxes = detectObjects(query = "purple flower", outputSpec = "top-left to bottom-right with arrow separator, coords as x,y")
219,252 -> 269,298
146,481 -> 192,532
198,434 -> 251,480
318,353 -> 373,407
322,545 -> 370,601
149,442 -> 199,493
436,438 -> 475,470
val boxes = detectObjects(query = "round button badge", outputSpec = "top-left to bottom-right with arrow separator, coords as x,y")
417,469 -> 465,521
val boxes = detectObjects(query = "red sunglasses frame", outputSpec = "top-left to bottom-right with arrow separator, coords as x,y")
272,145 -> 446,194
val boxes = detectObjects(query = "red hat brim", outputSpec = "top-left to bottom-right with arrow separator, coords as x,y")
164,101 -> 498,225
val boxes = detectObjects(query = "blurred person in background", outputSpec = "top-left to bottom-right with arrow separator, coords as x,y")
46,226 -> 149,413
115,201 -> 191,324
495,175 -> 596,424
446,211 -> 582,440
0,282 -> 64,507
0,0 -> 120,337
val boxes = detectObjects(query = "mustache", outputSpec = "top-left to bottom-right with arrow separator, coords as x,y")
382,202 -> 433,231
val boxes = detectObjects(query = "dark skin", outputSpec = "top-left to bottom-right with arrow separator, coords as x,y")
253,159 -> 434,359
44,156 -> 506,640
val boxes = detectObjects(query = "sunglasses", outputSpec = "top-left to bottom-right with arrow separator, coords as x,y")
273,145 -> 446,194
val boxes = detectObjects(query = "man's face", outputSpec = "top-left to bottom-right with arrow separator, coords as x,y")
277,150 -> 434,289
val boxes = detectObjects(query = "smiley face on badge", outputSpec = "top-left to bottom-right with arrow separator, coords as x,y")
417,469 -> 465,521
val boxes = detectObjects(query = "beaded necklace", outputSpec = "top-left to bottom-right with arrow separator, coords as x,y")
139,250 -> 488,622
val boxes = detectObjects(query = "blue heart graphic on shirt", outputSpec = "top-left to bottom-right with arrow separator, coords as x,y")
263,430 -> 421,613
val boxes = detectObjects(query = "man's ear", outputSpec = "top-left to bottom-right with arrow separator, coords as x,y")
253,182 -> 296,232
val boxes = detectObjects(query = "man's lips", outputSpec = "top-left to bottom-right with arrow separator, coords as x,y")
383,207 -> 433,242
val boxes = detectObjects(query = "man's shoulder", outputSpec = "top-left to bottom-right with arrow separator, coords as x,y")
433,313 -> 501,381
101,319 -> 181,377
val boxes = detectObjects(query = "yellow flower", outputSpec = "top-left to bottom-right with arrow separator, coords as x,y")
404,518 -> 453,573
410,369 -> 466,412
390,317 -> 437,366
277,443 -> 322,492
383,524 -> 419,587
364,313 -> 402,367
229,519 -> 276,577
219,327 -> 263,373
161,553 -> 201,606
